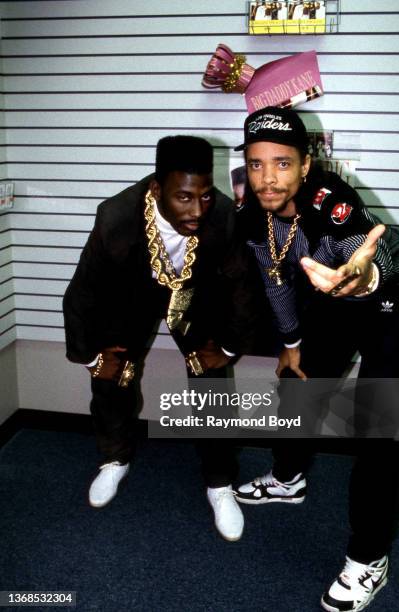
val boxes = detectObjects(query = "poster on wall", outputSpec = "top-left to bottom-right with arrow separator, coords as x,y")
0,182 -> 14,212
202,45 -> 324,113
244,50 -> 323,112
320,159 -> 357,187
230,162 -> 247,211
249,1 -> 327,35
308,131 -> 334,160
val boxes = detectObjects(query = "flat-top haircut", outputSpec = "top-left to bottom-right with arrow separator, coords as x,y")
155,135 -> 213,184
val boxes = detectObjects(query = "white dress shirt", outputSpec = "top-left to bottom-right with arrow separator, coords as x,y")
153,202 -> 187,276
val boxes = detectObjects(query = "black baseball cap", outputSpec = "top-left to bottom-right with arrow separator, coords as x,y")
235,106 -> 309,153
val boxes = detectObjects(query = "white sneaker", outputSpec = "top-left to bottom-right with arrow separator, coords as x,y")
88,461 -> 129,508
207,485 -> 244,542
235,470 -> 306,505
321,555 -> 388,612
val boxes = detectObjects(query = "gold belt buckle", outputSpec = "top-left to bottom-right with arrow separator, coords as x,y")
185,351 -> 204,376
118,361 -> 135,388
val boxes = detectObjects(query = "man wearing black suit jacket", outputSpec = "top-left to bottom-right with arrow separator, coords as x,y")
63,135 -> 257,541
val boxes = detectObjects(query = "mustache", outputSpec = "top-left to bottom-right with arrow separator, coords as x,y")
255,188 -> 287,195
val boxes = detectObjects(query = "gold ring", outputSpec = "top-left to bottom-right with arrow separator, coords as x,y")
118,361 -> 135,387
185,352 -> 204,376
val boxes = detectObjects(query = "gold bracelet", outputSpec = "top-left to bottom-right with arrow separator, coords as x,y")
91,353 -> 104,378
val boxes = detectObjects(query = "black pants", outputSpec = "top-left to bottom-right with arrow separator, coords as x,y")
90,364 -> 238,488
273,289 -> 399,563
273,439 -> 399,563
191,365 -> 239,487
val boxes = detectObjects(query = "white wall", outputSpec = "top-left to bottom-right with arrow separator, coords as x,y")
0,0 -> 397,345
15,340 -> 279,419
0,9 -> 16,353
0,1 -> 397,418
0,10 -> 18,424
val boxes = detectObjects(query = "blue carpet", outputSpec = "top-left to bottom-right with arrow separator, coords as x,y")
0,430 -> 398,612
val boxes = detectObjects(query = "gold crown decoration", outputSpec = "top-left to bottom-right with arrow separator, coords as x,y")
202,44 -> 255,94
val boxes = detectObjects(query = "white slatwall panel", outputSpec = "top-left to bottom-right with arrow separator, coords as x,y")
0,11 -> 16,350
0,0 -> 398,346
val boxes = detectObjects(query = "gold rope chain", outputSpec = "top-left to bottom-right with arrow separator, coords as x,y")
266,211 -> 301,284
144,189 -> 199,291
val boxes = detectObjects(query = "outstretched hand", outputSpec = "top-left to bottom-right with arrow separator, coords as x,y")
300,224 -> 385,297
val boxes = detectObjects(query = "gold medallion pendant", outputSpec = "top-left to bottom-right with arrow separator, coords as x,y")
267,265 -> 283,286
167,287 -> 195,331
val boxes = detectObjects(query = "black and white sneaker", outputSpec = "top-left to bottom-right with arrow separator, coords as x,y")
235,470 -> 306,505
321,555 -> 388,612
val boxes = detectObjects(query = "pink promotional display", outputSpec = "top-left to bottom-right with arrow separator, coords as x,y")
202,44 -> 323,112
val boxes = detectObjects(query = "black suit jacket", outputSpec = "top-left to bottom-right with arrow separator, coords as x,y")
63,175 -> 267,364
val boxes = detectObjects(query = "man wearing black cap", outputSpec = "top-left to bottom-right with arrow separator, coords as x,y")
233,107 -> 399,611
63,135 -> 258,541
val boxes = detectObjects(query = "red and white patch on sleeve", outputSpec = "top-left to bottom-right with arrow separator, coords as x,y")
331,202 -> 353,224
312,187 -> 332,210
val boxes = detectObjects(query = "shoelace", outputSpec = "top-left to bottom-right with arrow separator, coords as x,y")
213,488 -> 236,507
254,473 -> 278,488
340,557 -> 386,592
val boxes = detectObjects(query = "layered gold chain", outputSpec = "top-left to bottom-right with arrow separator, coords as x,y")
144,189 -> 198,290
266,211 -> 301,285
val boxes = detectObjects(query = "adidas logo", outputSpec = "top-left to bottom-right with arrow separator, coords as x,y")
381,301 -> 394,313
